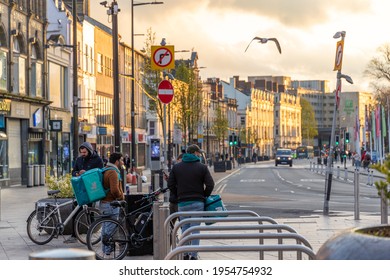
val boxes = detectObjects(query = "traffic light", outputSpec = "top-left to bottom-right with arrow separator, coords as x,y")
229,135 -> 233,146
233,135 -> 238,145
345,132 -> 350,143
335,135 -> 339,146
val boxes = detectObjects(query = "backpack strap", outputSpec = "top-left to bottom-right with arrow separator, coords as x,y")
101,167 -> 122,181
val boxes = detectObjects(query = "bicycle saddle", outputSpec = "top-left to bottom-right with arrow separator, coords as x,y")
47,190 -> 61,196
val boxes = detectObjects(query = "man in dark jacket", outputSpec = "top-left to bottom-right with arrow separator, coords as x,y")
66,142 -> 104,243
72,142 -> 104,177
168,144 -> 214,260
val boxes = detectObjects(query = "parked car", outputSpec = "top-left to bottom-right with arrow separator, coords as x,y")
275,148 -> 293,167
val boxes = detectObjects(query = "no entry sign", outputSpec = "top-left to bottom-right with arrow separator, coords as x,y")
157,80 -> 174,104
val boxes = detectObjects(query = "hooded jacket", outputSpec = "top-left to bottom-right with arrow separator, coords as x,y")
167,153 -> 214,202
71,142 -> 104,176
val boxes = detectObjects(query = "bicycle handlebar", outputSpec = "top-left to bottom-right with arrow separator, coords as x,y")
134,187 -> 169,204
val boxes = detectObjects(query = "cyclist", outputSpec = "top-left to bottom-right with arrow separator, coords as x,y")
100,152 -> 125,257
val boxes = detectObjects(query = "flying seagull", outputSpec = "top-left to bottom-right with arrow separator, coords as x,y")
244,37 -> 282,54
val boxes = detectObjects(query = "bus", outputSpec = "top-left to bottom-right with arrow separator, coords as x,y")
296,146 -> 314,159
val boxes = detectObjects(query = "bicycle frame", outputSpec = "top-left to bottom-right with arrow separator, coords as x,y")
38,199 -> 82,232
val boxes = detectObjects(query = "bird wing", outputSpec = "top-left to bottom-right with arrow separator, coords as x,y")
268,38 -> 282,54
244,37 -> 264,52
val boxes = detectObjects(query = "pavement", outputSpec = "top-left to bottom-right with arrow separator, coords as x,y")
0,160 -> 387,260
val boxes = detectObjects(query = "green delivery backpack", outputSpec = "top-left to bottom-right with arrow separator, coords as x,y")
71,167 -> 120,205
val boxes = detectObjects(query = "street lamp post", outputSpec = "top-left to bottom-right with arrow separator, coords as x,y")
130,0 -> 163,172
71,0 -> 78,165
100,1 -> 120,153
323,31 -> 353,215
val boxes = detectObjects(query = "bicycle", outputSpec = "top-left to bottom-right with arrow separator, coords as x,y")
26,189 -> 101,245
86,187 -> 169,260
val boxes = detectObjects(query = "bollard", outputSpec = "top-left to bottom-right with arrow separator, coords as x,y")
153,201 -> 162,260
353,169 -> 360,220
336,166 -> 340,179
158,203 -> 170,259
136,173 -> 142,192
380,187 -> 388,224
344,168 -> 348,181
29,248 -> 95,260
316,163 -> 319,173
321,163 -> 324,174
309,161 -> 312,171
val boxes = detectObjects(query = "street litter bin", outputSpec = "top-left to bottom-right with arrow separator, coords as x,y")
213,161 -> 226,172
27,165 -> 34,188
225,160 -> 232,170
40,165 -> 45,186
34,165 -> 40,186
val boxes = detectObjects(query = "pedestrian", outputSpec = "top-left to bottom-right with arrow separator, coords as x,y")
124,154 -> 131,172
164,153 -> 183,224
353,152 -> 361,169
67,142 -> 104,243
167,144 -> 215,260
99,152 -> 124,257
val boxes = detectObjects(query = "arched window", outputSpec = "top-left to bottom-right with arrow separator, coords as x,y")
30,45 -> 42,97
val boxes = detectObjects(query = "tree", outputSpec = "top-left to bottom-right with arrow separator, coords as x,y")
364,43 -> 390,103
171,61 -> 203,146
211,105 -> 228,153
300,98 -> 318,145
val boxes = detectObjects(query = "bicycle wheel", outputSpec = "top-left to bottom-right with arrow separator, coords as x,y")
73,207 -> 101,245
26,210 -> 57,245
87,218 -> 129,260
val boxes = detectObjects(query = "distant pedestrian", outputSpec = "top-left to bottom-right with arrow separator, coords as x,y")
168,144 -> 215,260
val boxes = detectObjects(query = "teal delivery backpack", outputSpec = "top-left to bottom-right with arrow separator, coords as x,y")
71,167 -> 119,205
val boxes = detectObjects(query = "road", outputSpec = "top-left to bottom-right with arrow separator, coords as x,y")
215,159 -> 382,218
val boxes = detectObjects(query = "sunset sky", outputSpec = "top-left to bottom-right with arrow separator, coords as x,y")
90,0 -> 390,93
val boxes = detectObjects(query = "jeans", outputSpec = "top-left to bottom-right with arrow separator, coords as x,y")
99,202 -> 120,255
178,201 -> 204,258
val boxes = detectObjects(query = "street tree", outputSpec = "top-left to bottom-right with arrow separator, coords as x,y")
300,98 -> 318,146
364,43 -> 390,104
211,105 -> 228,153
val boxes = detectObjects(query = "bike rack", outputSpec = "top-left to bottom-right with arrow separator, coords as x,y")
162,210 -> 264,259
164,244 -> 316,260
174,222 -> 309,260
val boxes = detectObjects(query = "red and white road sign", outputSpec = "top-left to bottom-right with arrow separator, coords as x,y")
157,80 -> 174,104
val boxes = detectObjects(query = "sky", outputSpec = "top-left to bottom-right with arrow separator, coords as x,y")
90,0 -> 390,93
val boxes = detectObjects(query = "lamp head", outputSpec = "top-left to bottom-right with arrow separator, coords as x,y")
100,1 -> 108,7
160,38 -> 166,46
338,72 -> 353,84
333,31 -> 346,39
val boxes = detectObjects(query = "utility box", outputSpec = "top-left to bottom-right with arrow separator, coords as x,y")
40,165 -> 45,186
34,165 -> 40,186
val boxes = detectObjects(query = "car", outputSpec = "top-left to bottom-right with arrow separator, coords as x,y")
275,148 -> 293,167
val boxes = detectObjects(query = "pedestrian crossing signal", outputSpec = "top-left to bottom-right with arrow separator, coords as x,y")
345,132 -> 350,143
335,135 -> 339,146
229,135 -> 233,146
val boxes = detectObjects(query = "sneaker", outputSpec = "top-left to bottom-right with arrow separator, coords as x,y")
63,236 -> 78,244
183,255 -> 190,260
190,256 -> 199,260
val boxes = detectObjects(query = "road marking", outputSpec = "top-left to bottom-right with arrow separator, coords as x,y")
300,179 -> 325,182
216,183 -> 227,194
239,179 -> 265,182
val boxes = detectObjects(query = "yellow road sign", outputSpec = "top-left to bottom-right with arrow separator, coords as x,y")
151,45 -> 175,70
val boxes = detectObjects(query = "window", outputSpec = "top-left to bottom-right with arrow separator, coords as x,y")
48,62 -> 68,108
13,39 -> 26,95
0,51 -> 7,91
30,46 -> 42,97
149,121 -> 155,135
97,53 -> 103,73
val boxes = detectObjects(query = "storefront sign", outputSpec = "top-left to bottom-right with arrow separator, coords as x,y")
49,120 -> 62,132
79,122 -> 92,134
